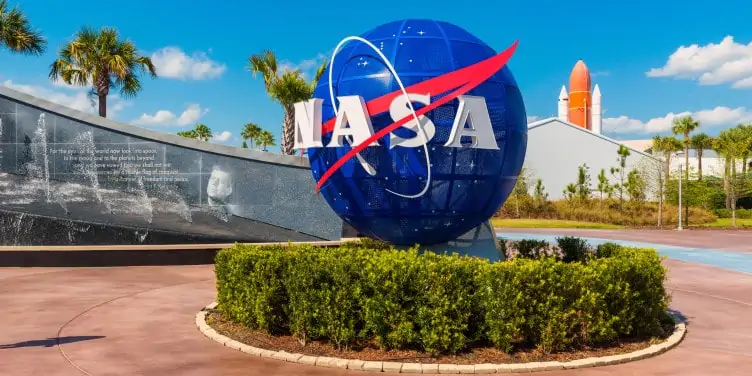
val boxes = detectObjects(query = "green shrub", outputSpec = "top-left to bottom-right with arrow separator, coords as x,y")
512,239 -> 550,259
556,236 -> 591,263
594,242 -> 621,259
215,241 -> 669,355
714,208 -> 752,219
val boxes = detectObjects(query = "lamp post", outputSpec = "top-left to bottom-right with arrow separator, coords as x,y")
675,151 -> 685,231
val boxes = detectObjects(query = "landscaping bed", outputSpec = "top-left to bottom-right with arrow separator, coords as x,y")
212,238 -> 673,362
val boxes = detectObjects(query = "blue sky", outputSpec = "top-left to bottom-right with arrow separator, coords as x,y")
3,0 -> 752,151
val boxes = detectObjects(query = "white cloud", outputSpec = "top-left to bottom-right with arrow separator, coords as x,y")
212,131 -> 232,142
132,104 -> 208,127
646,36 -> 752,88
527,115 -> 541,123
279,53 -> 328,80
151,47 -> 226,80
603,106 -> 752,134
2,80 -> 130,118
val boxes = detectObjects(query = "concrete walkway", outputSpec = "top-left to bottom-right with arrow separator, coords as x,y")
1,230 -> 751,375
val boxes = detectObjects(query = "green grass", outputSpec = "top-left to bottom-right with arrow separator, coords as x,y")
491,218 -> 625,230
699,218 -> 752,228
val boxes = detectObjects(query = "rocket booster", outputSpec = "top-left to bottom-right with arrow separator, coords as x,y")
568,60 -> 592,130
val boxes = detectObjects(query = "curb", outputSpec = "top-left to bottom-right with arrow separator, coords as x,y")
197,302 -> 686,373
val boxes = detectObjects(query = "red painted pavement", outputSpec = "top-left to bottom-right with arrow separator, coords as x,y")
0,230 -> 750,375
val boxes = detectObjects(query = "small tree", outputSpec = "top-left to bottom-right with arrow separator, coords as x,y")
510,166 -> 533,218
625,168 -> 647,208
532,179 -> 549,214
575,163 -> 592,203
637,157 -> 666,227
241,140 -> 248,148
610,144 -> 631,211
563,183 -> 577,214
596,168 -> 612,205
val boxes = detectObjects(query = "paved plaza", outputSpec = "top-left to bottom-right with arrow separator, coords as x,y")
1,229 -> 751,375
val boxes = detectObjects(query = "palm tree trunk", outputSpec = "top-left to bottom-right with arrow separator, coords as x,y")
684,140 -> 689,228
281,106 -> 295,155
697,150 -> 703,181
98,94 -> 107,117
724,159 -> 731,209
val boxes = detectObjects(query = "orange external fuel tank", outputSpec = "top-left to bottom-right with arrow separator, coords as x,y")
568,60 -> 592,130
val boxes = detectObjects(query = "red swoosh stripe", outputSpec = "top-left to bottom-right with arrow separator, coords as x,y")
315,40 -> 519,193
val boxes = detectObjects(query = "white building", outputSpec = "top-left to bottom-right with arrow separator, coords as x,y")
525,118 -> 660,200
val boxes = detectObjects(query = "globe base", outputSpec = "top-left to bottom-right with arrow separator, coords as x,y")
393,220 -> 502,262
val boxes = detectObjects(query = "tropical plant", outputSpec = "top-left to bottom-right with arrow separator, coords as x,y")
193,123 -> 212,141
48,26 -> 157,117
241,140 -> 248,148
651,135 -> 683,181
257,129 -> 276,151
0,0 -> 45,55
241,122 -> 262,149
690,133 -> 713,180
177,130 -> 197,139
671,117 -> 700,203
247,50 -> 327,155
712,127 -> 752,226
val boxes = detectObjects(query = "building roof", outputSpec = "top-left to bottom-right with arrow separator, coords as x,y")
527,117 -> 659,161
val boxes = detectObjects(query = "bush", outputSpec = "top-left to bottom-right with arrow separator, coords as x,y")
215,241 -> 669,355
556,236 -> 591,263
496,198 -> 717,226
714,208 -> 752,219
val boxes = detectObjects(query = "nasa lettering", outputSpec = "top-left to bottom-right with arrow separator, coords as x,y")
296,19 -> 528,246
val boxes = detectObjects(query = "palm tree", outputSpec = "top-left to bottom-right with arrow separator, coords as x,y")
48,26 -> 157,118
671,115 -> 699,227
713,128 -> 752,226
738,124 -> 752,175
177,124 -> 212,141
690,133 -> 713,180
247,50 -> 327,155
0,0 -> 46,55
651,135 -> 682,180
177,130 -> 197,139
257,129 -> 276,151
671,115 -> 700,178
194,123 -> 212,141
241,122 -> 262,149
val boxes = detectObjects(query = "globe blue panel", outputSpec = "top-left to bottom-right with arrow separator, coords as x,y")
308,19 -> 527,245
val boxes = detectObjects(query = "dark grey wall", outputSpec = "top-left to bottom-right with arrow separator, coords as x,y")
0,86 -> 342,244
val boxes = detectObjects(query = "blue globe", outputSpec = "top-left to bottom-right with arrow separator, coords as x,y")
308,19 -> 527,245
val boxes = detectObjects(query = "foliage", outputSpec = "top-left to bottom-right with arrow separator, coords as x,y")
625,168 -> 647,205
48,26 -> 157,117
610,145 -> 631,210
496,197 -> 715,227
215,241 -> 669,355
596,168 -> 612,201
690,133 -> 714,180
0,0 -> 46,55
575,164 -> 592,202
257,130 -> 276,151
247,50 -> 327,155
241,123 -> 262,149
177,124 -> 212,141
556,236 -> 591,263
241,140 -> 248,148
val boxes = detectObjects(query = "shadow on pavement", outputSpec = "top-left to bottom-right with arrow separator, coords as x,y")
669,308 -> 691,325
0,335 -> 105,349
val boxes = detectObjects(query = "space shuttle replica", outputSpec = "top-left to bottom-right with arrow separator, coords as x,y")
557,60 -> 602,135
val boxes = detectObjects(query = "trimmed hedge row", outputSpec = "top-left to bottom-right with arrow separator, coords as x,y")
215,241 -> 669,354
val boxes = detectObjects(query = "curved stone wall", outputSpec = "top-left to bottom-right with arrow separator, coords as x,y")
0,86 -> 342,245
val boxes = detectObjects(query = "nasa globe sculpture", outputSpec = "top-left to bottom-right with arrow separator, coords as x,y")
294,19 -> 527,246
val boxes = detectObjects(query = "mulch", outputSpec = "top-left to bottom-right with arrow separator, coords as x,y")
206,311 -> 672,365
